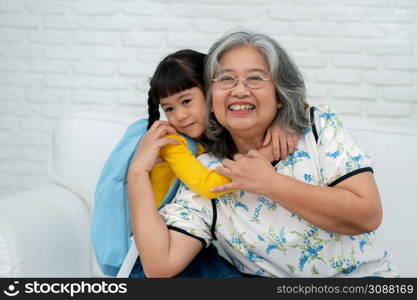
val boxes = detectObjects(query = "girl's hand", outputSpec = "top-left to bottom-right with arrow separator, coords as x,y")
263,124 -> 301,160
211,149 -> 276,195
128,121 -> 179,177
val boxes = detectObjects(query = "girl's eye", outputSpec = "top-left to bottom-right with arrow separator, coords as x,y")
164,107 -> 174,113
182,98 -> 192,105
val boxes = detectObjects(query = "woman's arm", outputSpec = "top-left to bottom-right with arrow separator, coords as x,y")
266,166 -> 382,235
213,150 -> 382,236
128,121 -> 202,277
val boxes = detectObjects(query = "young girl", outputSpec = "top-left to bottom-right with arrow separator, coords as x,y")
127,49 -> 299,277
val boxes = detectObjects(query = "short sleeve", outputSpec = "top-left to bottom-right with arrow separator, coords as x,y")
159,154 -> 219,248
314,105 -> 373,186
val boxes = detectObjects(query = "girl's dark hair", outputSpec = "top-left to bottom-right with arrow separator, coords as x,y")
147,49 -> 206,129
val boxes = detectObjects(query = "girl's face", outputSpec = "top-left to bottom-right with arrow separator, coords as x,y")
159,87 -> 206,139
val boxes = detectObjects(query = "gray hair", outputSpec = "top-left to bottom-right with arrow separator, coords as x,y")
203,30 -> 309,158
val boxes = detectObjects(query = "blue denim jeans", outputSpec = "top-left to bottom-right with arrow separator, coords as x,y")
129,244 -> 243,278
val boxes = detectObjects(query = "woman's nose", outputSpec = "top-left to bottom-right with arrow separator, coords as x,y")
230,79 -> 250,97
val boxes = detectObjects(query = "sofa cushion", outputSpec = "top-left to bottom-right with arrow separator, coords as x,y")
345,117 -> 417,277
50,112 -> 142,278
0,184 -> 91,277
49,112 -> 138,211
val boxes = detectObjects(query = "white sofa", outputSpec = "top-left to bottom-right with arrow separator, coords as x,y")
0,111 -> 416,277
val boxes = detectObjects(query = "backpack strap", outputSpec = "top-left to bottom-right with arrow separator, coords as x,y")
183,134 -> 198,156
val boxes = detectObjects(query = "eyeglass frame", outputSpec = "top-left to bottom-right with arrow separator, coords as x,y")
211,73 -> 272,90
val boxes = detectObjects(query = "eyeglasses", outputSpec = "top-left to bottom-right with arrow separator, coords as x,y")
212,74 -> 271,90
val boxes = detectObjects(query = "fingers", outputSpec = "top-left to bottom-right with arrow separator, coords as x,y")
235,150 -> 263,162
148,120 -> 177,136
152,124 -> 177,139
287,136 -> 296,156
155,155 -> 165,164
279,132 -> 288,159
210,182 -> 235,193
141,124 -> 180,151
151,120 -> 171,128
221,159 -> 235,169
158,137 -> 180,147
147,120 -> 164,133
262,127 -> 272,146
271,130 -> 281,160
293,133 -> 301,147
246,149 -> 261,158
233,154 -> 245,161
165,126 -> 178,135
215,166 -> 232,177
286,131 -> 301,156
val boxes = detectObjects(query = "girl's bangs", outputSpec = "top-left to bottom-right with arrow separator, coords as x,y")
151,61 -> 199,102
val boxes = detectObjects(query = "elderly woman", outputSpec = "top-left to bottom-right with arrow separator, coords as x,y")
129,30 -> 398,277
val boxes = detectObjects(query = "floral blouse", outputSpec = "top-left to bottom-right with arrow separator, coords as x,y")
159,105 -> 398,277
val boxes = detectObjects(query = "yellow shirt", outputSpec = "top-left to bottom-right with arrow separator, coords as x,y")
150,134 -> 233,207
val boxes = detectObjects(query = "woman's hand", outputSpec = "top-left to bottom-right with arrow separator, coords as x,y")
263,124 -> 301,160
211,149 -> 276,195
128,121 -> 179,177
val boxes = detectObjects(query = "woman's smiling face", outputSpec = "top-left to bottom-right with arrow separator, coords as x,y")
211,45 -> 280,138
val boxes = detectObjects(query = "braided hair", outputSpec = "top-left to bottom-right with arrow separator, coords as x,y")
147,49 -> 206,130
147,90 -> 160,130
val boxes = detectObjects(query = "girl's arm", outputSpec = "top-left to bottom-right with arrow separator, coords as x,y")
262,123 -> 301,160
128,121 -> 202,277
128,171 -> 202,277
160,134 -> 235,199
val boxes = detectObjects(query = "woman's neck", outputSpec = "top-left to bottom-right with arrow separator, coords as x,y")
229,129 -> 275,161
230,131 -> 264,155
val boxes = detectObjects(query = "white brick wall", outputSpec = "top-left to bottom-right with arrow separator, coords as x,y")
0,0 -> 417,196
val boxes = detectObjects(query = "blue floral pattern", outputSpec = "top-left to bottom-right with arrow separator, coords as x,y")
290,225 -> 328,271
160,105 -> 398,278
258,225 -> 287,255
226,230 -> 266,264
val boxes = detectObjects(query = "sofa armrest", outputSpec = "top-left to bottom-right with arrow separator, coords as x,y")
0,184 -> 92,277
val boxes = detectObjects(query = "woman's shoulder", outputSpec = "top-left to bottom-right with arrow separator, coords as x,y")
311,104 -> 345,129
311,104 -> 340,118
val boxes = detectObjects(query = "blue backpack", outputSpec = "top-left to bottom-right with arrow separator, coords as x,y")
91,119 -> 198,276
